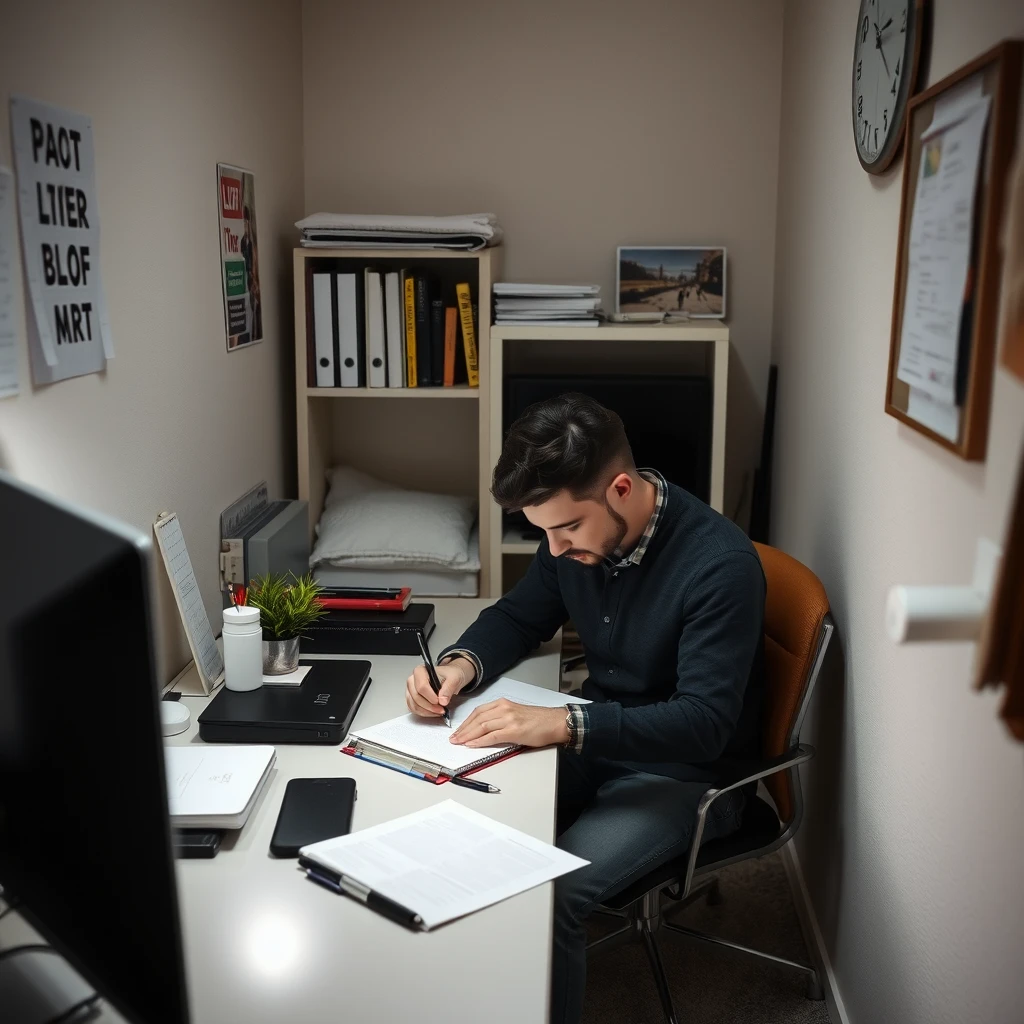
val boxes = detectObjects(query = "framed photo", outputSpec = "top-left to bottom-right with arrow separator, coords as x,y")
885,40 -> 1021,460
616,246 -> 726,318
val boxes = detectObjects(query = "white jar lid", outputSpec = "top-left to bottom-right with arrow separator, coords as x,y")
223,605 -> 260,625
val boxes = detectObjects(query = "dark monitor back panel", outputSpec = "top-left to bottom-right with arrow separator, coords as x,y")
503,375 -> 712,535
0,475 -> 189,1024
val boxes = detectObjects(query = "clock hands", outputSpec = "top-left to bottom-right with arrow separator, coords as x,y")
873,20 -> 892,78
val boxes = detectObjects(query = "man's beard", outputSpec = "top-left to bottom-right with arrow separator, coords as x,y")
564,503 -> 628,564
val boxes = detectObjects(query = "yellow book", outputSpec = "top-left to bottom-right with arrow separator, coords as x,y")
455,282 -> 478,388
403,274 -> 417,387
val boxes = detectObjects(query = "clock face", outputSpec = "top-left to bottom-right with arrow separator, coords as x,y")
852,0 -> 920,173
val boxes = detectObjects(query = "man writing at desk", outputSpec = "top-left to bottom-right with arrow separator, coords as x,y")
405,393 -> 765,1024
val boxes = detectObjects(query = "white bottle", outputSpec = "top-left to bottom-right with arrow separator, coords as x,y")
222,606 -> 263,692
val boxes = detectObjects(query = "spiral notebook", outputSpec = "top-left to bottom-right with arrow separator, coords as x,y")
345,676 -> 589,779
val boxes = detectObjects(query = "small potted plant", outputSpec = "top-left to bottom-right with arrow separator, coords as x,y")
246,572 -> 327,674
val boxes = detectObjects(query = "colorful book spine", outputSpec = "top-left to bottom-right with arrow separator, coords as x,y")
455,282 -> 479,388
403,274 -> 417,387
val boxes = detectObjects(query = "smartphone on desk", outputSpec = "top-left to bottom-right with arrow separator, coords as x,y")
270,777 -> 356,858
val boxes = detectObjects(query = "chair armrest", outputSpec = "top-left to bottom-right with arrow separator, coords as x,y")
704,744 -> 816,795
677,744 -> 815,899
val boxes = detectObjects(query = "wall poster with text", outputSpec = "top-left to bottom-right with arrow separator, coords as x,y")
217,163 -> 262,352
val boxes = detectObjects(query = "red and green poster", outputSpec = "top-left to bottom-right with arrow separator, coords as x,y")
217,163 -> 262,351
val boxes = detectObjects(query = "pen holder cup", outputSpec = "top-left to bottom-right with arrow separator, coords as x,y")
263,637 -> 301,675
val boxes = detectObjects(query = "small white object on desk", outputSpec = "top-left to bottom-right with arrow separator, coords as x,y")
160,701 -> 191,736
263,664 -> 312,687
222,605 -> 263,692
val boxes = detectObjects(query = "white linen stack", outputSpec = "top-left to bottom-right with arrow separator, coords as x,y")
296,212 -> 502,251
493,283 -> 601,326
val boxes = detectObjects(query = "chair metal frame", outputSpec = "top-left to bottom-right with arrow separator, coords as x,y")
586,612 -> 835,1024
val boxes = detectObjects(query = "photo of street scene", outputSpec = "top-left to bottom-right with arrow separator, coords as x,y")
617,247 -> 726,317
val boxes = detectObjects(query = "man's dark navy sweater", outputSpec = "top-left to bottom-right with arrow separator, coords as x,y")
444,481 -> 766,783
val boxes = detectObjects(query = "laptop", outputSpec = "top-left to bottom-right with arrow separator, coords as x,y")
198,660 -> 371,744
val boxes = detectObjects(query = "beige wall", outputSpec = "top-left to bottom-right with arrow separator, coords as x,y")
0,1 -> 304,683
302,0 -> 784,521
772,3 -> 1024,1023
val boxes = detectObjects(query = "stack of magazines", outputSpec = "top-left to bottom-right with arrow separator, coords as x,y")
493,283 -> 601,326
296,212 -> 502,251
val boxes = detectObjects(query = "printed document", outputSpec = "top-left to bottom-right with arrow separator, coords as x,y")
896,94 -> 990,404
301,799 -> 588,929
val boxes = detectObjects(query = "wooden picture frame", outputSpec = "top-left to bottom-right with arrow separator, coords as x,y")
885,40 -> 1022,460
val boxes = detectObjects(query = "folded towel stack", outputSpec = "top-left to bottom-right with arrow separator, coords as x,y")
296,212 -> 503,252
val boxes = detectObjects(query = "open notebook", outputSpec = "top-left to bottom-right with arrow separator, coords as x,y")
346,676 -> 589,779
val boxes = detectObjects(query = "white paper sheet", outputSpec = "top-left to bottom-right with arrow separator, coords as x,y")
301,798 -> 589,930
262,664 -> 311,686
154,513 -> 224,692
896,96 -> 991,404
10,96 -> 114,386
350,676 -> 589,775
907,386 -> 960,442
0,167 -> 19,398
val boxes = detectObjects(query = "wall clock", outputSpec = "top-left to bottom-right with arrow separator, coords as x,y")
852,0 -> 927,173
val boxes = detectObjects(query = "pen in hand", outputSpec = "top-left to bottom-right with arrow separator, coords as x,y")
416,629 -> 451,729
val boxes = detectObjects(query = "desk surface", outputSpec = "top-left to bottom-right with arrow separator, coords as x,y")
171,599 -> 560,1024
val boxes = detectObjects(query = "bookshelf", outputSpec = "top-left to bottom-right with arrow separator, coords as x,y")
487,322 -> 729,594
294,249 -> 730,599
294,246 -> 501,595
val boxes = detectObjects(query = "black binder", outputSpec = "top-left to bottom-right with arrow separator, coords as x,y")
301,603 -> 435,655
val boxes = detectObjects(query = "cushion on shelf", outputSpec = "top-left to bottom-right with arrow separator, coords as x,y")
311,467 -> 477,571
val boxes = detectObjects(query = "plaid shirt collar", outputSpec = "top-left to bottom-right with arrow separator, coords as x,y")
607,468 -> 666,569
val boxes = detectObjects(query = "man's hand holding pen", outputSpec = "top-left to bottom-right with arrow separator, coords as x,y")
405,658 -> 475,719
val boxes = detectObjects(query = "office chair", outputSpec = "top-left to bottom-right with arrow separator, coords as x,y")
586,542 -> 833,1024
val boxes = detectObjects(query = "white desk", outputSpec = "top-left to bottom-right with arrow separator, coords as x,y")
171,599 -> 561,1024
0,600 -> 561,1024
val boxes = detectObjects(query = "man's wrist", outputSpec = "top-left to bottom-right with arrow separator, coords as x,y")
443,655 -> 478,689
550,706 -> 571,747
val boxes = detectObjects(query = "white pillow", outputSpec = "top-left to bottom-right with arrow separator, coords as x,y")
311,469 -> 477,570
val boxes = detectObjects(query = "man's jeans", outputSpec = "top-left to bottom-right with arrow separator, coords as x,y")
551,750 -> 745,1024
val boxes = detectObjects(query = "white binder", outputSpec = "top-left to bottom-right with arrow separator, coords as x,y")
365,270 -> 387,388
336,273 -> 361,387
384,271 -> 404,387
312,272 -> 335,387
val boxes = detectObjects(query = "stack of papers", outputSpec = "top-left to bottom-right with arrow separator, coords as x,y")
299,799 -> 588,930
163,745 -> 276,829
296,212 -> 503,251
494,283 -> 602,327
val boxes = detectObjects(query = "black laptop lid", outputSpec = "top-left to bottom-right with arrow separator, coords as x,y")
199,660 -> 371,729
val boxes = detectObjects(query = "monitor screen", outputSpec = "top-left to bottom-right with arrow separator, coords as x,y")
0,472 -> 190,1024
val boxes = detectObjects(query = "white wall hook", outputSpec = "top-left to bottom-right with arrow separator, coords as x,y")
886,538 -> 1001,643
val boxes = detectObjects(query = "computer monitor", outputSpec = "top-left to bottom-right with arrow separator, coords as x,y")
0,471 -> 190,1024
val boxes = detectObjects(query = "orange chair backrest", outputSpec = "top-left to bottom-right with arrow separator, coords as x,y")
752,542 -> 830,824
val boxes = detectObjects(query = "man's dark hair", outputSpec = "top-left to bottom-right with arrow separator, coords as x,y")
491,393 -> 634,511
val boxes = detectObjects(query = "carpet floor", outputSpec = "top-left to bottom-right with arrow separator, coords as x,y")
581,851 -> 833,1024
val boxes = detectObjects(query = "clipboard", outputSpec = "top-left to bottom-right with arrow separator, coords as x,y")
154,511 -> 225,695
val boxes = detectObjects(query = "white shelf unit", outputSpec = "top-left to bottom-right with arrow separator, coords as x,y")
487,322 -> 729,592
294,247 -> 502,596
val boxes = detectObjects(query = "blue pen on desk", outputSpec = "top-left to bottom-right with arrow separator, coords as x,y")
343,745 -> 437,784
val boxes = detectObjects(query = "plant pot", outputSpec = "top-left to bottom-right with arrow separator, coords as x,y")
262,636 -> 300,675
